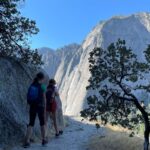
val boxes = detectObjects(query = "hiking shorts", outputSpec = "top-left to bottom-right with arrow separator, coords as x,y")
46,100 -> 57,113
29,104 -> 45,126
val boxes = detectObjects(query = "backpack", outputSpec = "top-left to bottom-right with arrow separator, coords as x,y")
46,85 -> 55,104
27,84 -> 41,105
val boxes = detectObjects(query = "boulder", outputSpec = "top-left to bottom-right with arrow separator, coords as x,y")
0,57 -> 63,146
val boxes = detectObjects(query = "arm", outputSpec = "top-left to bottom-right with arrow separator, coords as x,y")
41,84 -> 47,106
43,92 -> 46,108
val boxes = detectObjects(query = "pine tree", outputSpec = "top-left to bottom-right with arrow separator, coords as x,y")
0,0 -> 42,65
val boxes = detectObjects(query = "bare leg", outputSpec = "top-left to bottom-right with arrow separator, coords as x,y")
45,112 -> 49,138
41,125 -> 46,140
57,108 -> 64,131
52,112 -> 59,134
25,126 -> 33,143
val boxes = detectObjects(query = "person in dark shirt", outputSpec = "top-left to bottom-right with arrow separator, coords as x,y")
46,79 -> 60,137
23,72 -> 47,148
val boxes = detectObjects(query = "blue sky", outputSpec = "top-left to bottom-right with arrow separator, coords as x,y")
21,0 -> 150,49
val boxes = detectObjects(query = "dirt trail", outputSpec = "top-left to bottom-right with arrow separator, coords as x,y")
13,117 -> 105,150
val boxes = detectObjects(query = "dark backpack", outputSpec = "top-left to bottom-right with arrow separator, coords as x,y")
46,85 -> 55,104
27,84 -> 41,105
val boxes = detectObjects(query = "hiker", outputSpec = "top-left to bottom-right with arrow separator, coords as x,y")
46,79 -> 62,137
23,72 -> 48,148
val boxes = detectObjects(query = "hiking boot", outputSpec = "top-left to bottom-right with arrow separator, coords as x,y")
55,133 -> 60,137
23,142 -> 30,148
59,130 -> 63,135
42,139 -> 48,146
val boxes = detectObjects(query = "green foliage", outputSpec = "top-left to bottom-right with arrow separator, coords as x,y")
81,39 -> 150,134
0,0 -> 43,65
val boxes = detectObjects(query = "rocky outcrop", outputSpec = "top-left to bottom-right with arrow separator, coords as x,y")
0,57 -> 34,145
38,44 -> 80,79
40,12 -> 150,116
0,57 -> 63,146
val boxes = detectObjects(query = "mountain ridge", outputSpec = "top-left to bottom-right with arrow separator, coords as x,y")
39,12 -> 150,116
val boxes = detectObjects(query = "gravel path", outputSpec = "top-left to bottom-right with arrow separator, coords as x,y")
13,117 -> 105,150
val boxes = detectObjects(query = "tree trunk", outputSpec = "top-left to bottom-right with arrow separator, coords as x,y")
144,125 -> 149,150
132,99 -> 150,150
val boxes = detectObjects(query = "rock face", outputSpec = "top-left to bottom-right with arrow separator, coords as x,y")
39,12 -> 150,116
38,44 -> 80,79
0,57 -> 62,146
0,57 -> 34,145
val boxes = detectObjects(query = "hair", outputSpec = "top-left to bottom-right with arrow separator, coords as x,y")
33,72 -> 45,83
47,79 -> 56,89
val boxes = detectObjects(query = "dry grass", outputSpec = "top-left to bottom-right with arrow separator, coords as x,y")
88,127 -> 149,150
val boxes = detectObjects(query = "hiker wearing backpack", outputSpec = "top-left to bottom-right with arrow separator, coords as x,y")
23,72 -> 48,148
45,79 -> 61,137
